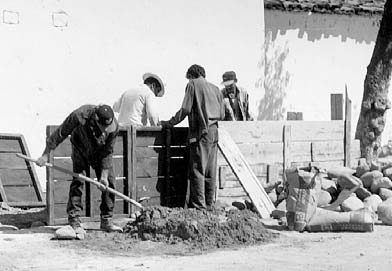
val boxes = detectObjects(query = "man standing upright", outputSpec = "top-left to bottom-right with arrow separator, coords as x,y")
221,71 -> 253,121
113,73 -> 165,127
36,104 -> 122,237
160,64 -> 224,210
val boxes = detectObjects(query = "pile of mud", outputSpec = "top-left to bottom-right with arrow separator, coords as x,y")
124,206 -> 277,250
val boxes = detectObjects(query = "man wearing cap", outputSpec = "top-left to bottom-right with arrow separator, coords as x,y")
221,71 -> 253,121
36,104 -> 122,237
113,73 -> 165,127
160,64 -> 224,211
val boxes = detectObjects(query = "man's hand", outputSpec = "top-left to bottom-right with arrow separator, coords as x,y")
98,169 -> 109,191
159,120 -> 172,128
36,154 -> 49,167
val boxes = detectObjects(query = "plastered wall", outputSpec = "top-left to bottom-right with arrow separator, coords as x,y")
0,0 -> 264,188
262,10 -> 392,144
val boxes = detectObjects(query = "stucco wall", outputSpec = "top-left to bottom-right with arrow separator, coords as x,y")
262,10 -> 392,144
0,0 -> 264,188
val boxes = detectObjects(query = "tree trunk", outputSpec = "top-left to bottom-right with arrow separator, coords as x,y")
355,0 -> 392,163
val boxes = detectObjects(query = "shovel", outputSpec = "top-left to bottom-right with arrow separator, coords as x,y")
16,153 -> 144,210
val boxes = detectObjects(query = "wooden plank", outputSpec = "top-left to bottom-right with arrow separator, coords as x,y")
129,125 -> 137,213
291,142 -> 312,162
344,88 -> 352,167
290,121 -> 344,142
0,153 -> 28,169
164,127 -> 171,206
0,178 -> 8,202
52,133 -> 125,157
136,177 -> 162,199
52,157 -> 125,179
351,139 -> 361,159
331,93 -> 344,120
136,157 -> 162,177
0,136 -> 22,153
283,125 -> 291,171
218,186 -> 247,197
0,169 -> 33,186
3,186 -> 38,202
136,130 -> 164,147
309,160 -> 344,170
47,126 -> 56,225
287,112 -> 303,120
53,180 -> 71,204
236,143 -> 283,164
219,121 -> 284,143
217,127 -> 275,218
170,127 -> 188,146
312,141 -> 344,161
52,137 -> 72,157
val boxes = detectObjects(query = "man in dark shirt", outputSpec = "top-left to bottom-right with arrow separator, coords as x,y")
36,104 -> 122,235
160,64 -> 225,210
221,71 -> 253,121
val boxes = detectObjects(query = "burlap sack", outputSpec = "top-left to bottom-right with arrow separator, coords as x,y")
285,167 -> 321,232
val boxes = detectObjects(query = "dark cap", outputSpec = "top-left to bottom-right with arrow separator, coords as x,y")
95,104 -> 114,126
221,71 -> 237,86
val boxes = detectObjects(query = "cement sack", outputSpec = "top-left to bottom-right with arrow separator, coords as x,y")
54,225 -> 76,240
285,167 -> 321,232
306,207 -> 374,232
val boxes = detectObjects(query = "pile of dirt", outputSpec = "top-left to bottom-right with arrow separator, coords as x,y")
124,206 -> 277,250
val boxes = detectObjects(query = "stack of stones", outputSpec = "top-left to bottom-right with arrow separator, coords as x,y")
272,159 -> 392,225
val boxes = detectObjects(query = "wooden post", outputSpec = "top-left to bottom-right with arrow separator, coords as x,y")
344,87 -> 352,167
283,125 -> 292,173
287,112 -> 303,120
46,126 -> 55,225
331,93 -> 344,120
163,127 -> 171,206
128,125 -> 137,214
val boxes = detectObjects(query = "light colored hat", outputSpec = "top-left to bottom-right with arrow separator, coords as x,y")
142,72 -> 165,97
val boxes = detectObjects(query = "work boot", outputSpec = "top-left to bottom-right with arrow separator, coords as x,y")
69,218 -> 86,240
100,218 -> 123,233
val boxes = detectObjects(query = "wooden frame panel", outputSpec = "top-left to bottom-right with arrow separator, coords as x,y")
0,133 -> 44,208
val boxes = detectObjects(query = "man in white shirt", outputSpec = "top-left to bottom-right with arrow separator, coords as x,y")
113,73 -> 165,127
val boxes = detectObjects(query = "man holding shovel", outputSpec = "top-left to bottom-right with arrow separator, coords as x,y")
36,104 -> 123,235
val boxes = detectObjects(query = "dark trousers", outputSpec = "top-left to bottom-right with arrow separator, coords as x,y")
188,124 -> 218,210
67,149 -> 115,222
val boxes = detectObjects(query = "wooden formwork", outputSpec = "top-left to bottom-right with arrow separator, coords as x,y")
46,113 -> 360,224
0,133 -> 44,207
216,120 -> 361,204
46,126 -> 188,225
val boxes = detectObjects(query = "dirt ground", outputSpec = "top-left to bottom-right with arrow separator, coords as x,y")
1,207 -> 392,271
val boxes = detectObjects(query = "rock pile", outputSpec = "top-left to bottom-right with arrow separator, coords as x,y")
268,159 -> 392,226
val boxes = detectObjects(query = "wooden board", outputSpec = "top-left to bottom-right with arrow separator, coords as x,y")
217,127 -> 275,218
312,141 -> 344,161
0,133 -> 44,207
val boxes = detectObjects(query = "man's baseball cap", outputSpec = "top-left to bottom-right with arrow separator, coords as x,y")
143,73 -> 165,97
221,71 -> 238,86
95,104 -> 115,132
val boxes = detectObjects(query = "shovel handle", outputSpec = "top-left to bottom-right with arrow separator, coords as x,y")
16,153 -> 144,210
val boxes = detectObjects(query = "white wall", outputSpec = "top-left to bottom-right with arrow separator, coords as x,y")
0,0 -> 264,189
263,11 -> 392,144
